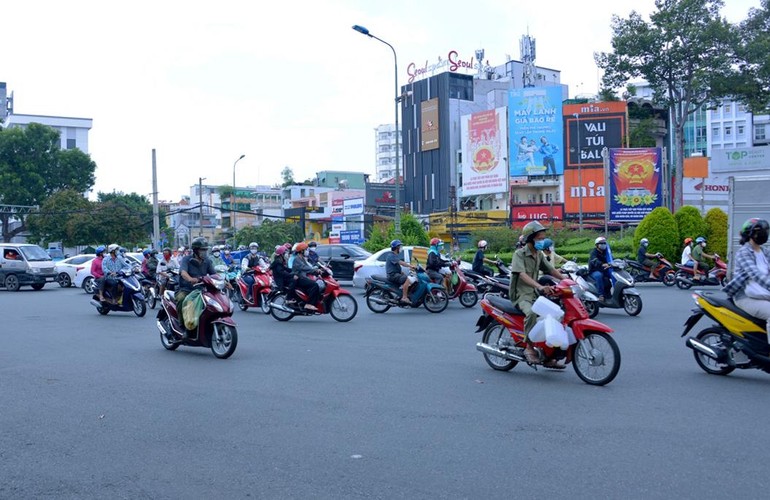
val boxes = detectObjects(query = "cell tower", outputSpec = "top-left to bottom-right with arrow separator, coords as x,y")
520,34 -> 536,88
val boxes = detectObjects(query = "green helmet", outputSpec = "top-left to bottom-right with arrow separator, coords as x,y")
191,237 -> 208,251
521,221 -> 546,242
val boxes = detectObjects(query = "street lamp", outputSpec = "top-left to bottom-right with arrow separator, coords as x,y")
232,154 -> 245,233
352,24 -> 401,234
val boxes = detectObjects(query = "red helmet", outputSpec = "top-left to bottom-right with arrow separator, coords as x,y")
430,237 -> 442,246
296,242 -> 309,253
275,246 -> 287,256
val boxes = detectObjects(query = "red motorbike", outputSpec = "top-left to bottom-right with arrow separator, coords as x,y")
440,259 -> 478,308
155,274 -> 238,359
235,265 -> 273,314
675,256 -> 726,290
474,279 -> 621,385
268,263 -> 358,322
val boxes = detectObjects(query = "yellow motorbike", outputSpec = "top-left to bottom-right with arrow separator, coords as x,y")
682,291 -> 769,375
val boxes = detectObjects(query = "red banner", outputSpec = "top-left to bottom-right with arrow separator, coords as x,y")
511,204 -> 565,227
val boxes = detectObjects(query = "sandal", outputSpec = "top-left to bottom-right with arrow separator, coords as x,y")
543,359 -> 566,370
524,347 -> 540,364
399,298 -> 411,305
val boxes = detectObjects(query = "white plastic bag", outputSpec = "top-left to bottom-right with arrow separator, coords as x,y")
544,315 -> 569,348
528,318 -> 547,342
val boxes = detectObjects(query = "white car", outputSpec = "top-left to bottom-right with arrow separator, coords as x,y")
54,254 -> 94,288
74,254 -> 142,294
352,246 -> 472,288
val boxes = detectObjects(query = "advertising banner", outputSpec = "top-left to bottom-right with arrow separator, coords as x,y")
343,197 -> 364,216
421,98 -> 440,151
508,86 -> 563,177
563,102 -> 627,169
711,145 -> 770,173
460,107 -> 509,195
608,148 -> 663,222
340,230 -> 365,245
563,168 -> 607,218
511,203 -> 565,227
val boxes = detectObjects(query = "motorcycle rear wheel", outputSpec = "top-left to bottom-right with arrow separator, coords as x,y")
424,288 -> 449,313
210,323 -> 238,359
572,331 -> 621,386
460,290 -> 478,308
583,299 -> 599,319
676,273 -> 692,290
663,270 -> 676,287
482,323 -> 517,371
269,293 -> 295,321
148,288 -> 157,310
365,288 -> 391,313
693,328 -> 734,375
260,293 -> 271,314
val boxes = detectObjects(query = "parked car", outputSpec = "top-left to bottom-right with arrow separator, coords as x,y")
74,254 -> 141,294
352,246 -> 472,288
0,243 -> 58,291
46,248 -> 67,262
313,244 -> 372,282
54,254 -> 94,288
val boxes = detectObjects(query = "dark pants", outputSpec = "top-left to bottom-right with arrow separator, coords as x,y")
104,276 -> 119,298
474,266 -> 493,277
296,276 -> 320,305
590,271 -> 610,297
426,269 -> 443,283
544,157 -> 556,175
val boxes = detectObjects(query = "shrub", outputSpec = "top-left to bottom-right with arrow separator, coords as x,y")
674,206 -> 708,256
362,213 -> 429,253
470,227 -> 520,253
704,208 -> 728,260
635,207 -> 679,261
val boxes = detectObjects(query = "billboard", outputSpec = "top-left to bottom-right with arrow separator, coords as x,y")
563,102 -> 627,169
460,107 -> 509,195
343,197 -> 364,216
563,168 -> 607,218
420,98 -> 440,151
711,145 -> 770,173
508,86 -> 563,177
511,203 -> 565,227
608,148 -> 663,222
340,230 -> 364,245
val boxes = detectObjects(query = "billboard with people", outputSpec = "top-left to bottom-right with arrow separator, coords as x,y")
508,86 -> 563,177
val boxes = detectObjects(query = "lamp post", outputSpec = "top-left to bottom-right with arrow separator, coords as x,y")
198,177 -> 206,238
352,24 -> 401,234
573,113 -> 583,231
232,154 -> 245,235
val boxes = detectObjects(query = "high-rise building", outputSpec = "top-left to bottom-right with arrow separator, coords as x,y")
374,124 -> 401,182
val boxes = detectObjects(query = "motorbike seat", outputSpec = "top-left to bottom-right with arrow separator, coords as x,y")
487,295 -> 524,316
701,294 -> 767,329
371,274 -> 389,283
495,278 -> 510,287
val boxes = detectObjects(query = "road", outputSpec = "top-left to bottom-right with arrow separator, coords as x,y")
1,282 -> 769,499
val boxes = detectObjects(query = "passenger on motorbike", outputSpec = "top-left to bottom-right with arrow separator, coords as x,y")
427,238 -> 451,290
145,249 -> 159,281
723,218 -> 770,335
691,236 -> 717,281
156,247 -> 178,295
472,240 -> 497,277
637,238 -> 659,278
291,242 -> 319,311
542,238 -> 566,269
102,244 -> 127,303
141,249 -> 152,278
270,245 -> 294,292
91,245 -> 106,301
241,242 -> 264,301
681,238 -> 694,266
176,237 -> 216,335
222,248 -> 234,266
589,237 -> 612,302
307,241 -> 320,266
386,239 -> 415,305
210,245 -> 227,268
509,221 -> 565,366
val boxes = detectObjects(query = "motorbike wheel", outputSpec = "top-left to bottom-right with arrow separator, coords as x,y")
424,288 -> 449,313
663,270 -> 676,287
330,294 -> 358,322
676,273 -> 692,290
269,293 -> 295,321
83,276 -> 96,294
97,304 -> 109,315
159,319 -> 180,351
260,293 -> 271,314
481,323 -> 518,371
622,294 -> 642,316
692,328 -> 734,375
572,331 -> 621,386
459,290 -> 478,308
133,296 -> 147,317
210,323 -> 238,359
365,289 -> 391,314
148,289 -> 157,310
234,289 -> 248,311
583,299 -> 599,319
57,272 -> 72,288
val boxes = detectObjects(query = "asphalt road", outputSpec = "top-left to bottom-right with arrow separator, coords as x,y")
2,282 -> 769,499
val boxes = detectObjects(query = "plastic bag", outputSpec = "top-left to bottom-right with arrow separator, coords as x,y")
544,315 -> 569,348
451,272 -> 459,286
182,290 -> 205,330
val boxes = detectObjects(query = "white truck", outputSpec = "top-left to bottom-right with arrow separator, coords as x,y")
726,175 -> 770,277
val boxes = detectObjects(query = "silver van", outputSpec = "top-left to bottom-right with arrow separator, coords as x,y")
0,243 -> 58,291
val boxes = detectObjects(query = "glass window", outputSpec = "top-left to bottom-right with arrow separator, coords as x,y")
737,125 -> 745,136
376,250 -> 403,262
725,126 -> 732,137
712,126 -> 720,138
724,104 -> 732,114
329,246 -> 346,259
66,138 -> 76,149
755,124 -> 766,141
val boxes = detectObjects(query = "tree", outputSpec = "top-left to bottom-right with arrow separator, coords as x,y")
280,166 -> 295,187
235,219 -> 304,252
92,192 -> 154,247
723,0 -> 770,112
595,0 -> 735,212
0,123 -> 96,241
634,207 -> 680,261
26,189 -> 92,246
674,206 -> 708,256
361,213 -> 428,252
704,208 -> 729,259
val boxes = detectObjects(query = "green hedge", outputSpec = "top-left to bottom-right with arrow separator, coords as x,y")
705,208 -> 728,259
675,206 -> 708,258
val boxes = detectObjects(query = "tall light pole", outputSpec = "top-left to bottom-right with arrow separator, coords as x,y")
232,154 -> 245,235
573,113 -> 583,231
198,177 -> 206,238
352,24 -> 401,234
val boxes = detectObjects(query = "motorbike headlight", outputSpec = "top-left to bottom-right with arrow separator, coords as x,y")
570,285 -> 582,297
204,295 -> 224,312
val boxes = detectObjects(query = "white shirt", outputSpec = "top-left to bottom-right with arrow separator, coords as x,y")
755,249 -> 769,275
681,245 -> 692,265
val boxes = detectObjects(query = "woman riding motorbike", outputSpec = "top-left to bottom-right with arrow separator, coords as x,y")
291,242 -> 319,311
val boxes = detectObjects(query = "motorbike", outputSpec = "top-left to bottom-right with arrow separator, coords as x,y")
553,261 -> 600,319
364,264 -> 449,314
624,254 -> 676,286
682,291 -> 770,376
139,273 -> 159,310
675,256 -> 727,290
89,267 -> 146,317
234,265 -> 273,314
155,273 -> 238,359
474,279 -> 621,385
268,263 -> 358,322
224,264 -> 241,301
430,258 -> 478,308
581,260 -> 643,316
465,259 -> 511,298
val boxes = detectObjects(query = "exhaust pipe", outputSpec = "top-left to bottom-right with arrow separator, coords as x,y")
679,276 -> 694,285
476,342 -> 526,362
269,302 -> 294,313
90,299 -> 103,308
368,296 -> 390,305
686,337 -> 725,361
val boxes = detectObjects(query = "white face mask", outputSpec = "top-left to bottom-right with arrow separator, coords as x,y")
303,250 -> 309,257
250,249 -> 258,255
212,251 -> 220,258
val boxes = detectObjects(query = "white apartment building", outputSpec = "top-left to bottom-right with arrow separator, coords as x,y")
374,124 -> 401,182
707,99 -> 752,151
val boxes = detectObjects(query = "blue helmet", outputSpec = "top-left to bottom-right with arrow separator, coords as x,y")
696,236 -> 706,244
95,245 -> 106,255
390,239 -> 403,250
142,249 -> 151,257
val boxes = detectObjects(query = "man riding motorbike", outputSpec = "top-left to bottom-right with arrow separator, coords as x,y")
472,240 -> 497,277
222,248 -> 234,266
508,221 -> 565,367
723,218 -> 770,335
270,245 -> 294,294
210,245 -> 227,268
691,236 -> 717,281
426,238 -> 451,290
307,241 -> 320,266
176,237 -> 216,335
589,237 -> 612,302
386,239 -> 415,305
291,242 -> 319,311
637,238 -> 659,279
241,242 -> 264,301
156,247 -> 179,295
102,244 -> 127,303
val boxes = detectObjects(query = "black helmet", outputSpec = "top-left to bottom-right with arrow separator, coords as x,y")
191,237 -> 208,251
740,218 -> 770,245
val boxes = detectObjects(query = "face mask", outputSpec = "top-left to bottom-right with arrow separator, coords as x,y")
598,244 -> 607,250
534,240 -> 546,251
197,250 -> 208,259
212,251 -> 220,258
701,243 -> 707,248
755,232 -> 769,245
642,242 -> 648,248
303,250 -> 309,257
250,249 -> 258,255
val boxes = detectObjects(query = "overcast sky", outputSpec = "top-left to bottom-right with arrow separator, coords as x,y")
3,0 -> 761,201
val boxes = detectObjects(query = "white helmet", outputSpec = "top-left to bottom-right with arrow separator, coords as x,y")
640,238 -> 649,245
107,243 -> 119,253
249,242 -> 259,250
595,237 -> 607,245
478,240 -> 488,249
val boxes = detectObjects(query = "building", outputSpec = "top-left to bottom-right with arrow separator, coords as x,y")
315,170 -> 368,190
374,124 -> 401,182
4,114 -> 92,153
708,99 -> 753,151
221,185 -> 283,230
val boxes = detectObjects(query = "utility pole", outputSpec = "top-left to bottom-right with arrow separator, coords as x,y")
198,177 -> 205,238
151,149 -> 160,249
574,113 -> 583,232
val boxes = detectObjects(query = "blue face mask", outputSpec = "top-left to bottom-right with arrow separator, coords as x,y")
534,240 -> 546,251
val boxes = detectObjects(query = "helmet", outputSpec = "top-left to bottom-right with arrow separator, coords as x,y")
296,242 -> 309,253
740,218 -> 770,244
275,246 -> 287,256
695,237 -> 706,244
119,247 -> 127,254
178,247 -> 186,253
108,244 -> 119,253
249,242 -> 259,250
595,237 -> 607,245
224,249 -> 231,254
522,221 -> 546,242
142,249 -> 151,257
191,237 -> 208,251
542,238 -> 554,250
162,247 -> 172,254
284,243 -> 292,250
291,243 -> 299,253
390,239 -> 402,250
430,237 -> 442,247
150,249 -> 158,256
684,238 -> 693,245
640,238 -> 649,245
308,241 -> 317,248
477,240 -> 488,249
95,245 -> 106,255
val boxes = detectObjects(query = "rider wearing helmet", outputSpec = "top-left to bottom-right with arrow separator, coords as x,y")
472,239 -> 496,277
589,236 -> 612,302
222,247 -> 234,266
724,218 -> 770,335
291,242 -> 319,311
176,237 -> 216,333
101,244 -> 127,303
541,238 -> 566,269
636,237 -> 659,278
156,247 -> 179,295
307,240 -> 319,266
691,236 -> 717,281
681,238 -> 694,266
386,239 -> 415,305
509,221 -> 565,367
270,244 -> 294,292
91,245 -> 107,301
426,238 -> 451,289
209,245 -> 226,268
241,242 -> 264,301
141,249 -> 152,278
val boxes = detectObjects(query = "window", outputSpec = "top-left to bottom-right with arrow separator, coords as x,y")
756,124 -> 767,141
314,246 -> 331,259
712,126 -> 720,138
724,104 -> 732,114
737,125 -> 745,137
696,126 -> 707,141
329,246 -> 347,259
739,104 -> 747,113
66,138 -> 76,149
378,249 -> 404,262
725,126 -> 732,137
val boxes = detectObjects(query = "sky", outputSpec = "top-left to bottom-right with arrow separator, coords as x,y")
3,0 -> 761,201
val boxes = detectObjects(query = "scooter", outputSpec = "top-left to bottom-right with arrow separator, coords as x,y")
155,274 -> 238,359
90,268 -> 146,317
624,254 -> 676,286
465,259 -> 511,298
554,261 -> 601,319
474,280 -> 621,386
431,258 -> 478,308
682,291 -> 770,376
364,264 -> 449,314
675,256 -> 726,290
581,260 -> 643,316
268,263 -> 358,322
235,265 -> 273,314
